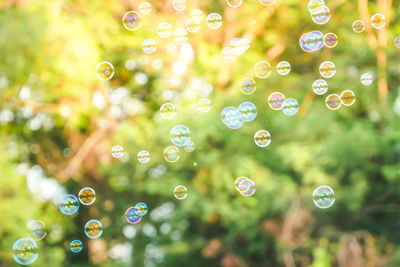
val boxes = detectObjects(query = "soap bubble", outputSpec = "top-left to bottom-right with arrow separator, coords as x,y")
276,61 -> 291,75
299,31 -> 324,52
191,9 -> 204,21
226,0 -> 243,8
172,28 -> 189,45
160,103 -> 176,119
206,13 -> 223,29
228,38 -> 250,55
352,20 -> 365,33
70,240 -> 83,253
324,32 -> 338,48
254,130 -> 271,147
319,61 -> 336,78
174,185 -> 188,200
325,94 -> 341,110
84,220 -> 103,239
184,140 -> 195,152
268,92 -> 285,110
170,125 -> 191,147
59,194 -> 79,215
312,79 -> 328,95
235,177 -> 256,196
308,0 -> 325,12
371,13 -> 386,29
395,36 -> 400,48
137,150 -> 151,164
157,22 -> 173,38
282,98 -> 299,116
254,61 -> 272,78
238,102 -> 257,122
234,176 -> 249,192
134,202 -> 148,216
78,187 -> 96,205
122,11 -> 142,31
139,2 -> 152,15
197,98 -> 212,112
12,238 -> 39,265
142,39 -> 157,54
125,207 -> 142,224
95,62 -> 114,81
111,145 -> 125,159
311,5 -> 331,24
164,146 -> 181,162
27,220 -> 47,241
240,77 -> 256,94
221,107 -> 243,129
185,17 -> 201,33
313,185 -> 335,209
173,0 -> 186,11
340,90 -> 356,106
360,72 -> 373,85
258,0 -> 276,6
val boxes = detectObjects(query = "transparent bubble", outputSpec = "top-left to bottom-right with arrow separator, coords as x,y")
325,94 -> 341,110
160,103 -> 176,119
125,207 -> 142,224
27,220 -> 47,241
164,146 -> 181,162
312,79 -> 328,95
240,77 -> 256,94
237,178 -> 256,196
137,150 -> 151,164
134,202 -> 148,216
313,185 -> 335,209
59,194 -> 79,215
84,220 -> 103,239
122,11 -> 142,31
191,9 -> 204,21
95,62 -> 114,81
174,185 -> 188,200
206,13 -> 223,30
282,98 -> 299,116
254,61 -> 272,78
360,72 -> 373,85
139,2 -> 152,15
276,61 -> 291,75
228,38 -> 250,55
258,0 -> 276,6
157,22 -> 173,39
254,130 -> 271,147
299,31 -> 324,52
395,36 -> 400,48
311,5 -> 331,24
238,102 -> 257,122
78,187 -> 96,205
185,17 -> 201,33
172,28 -> 189,45
234,176 -> 249,192
268,92 -> 285,110
197,98 -> 212,112
352,20 -> 365,33
319,61 -> 336,78
308,0 -> 325,12
13,238 -> 39,265
371,13 -> 386,29
184,140 -> 195,152
142,39 -> 157,54
170,125 -> 191,147
340,90 -> 356,106
221,107 -> 243,129
111,145 -> 125,159
173,0 -> 186,11
324,32 -> 338,48
226,0 -> 243,8
70,240 -> 83,253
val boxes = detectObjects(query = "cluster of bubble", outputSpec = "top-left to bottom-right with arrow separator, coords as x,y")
325,90 -> 356,110
125,202 -> 149,224
234,177 -> 256,197
307,0 -> 331,25
267,92 -> 300,116
226,0 -> 277,8
111,145 -> 151,164
221,101 -> 257,130
352,13 -> 386,33
299,31 -> 338,52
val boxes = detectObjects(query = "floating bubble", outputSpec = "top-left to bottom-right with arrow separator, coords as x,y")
352,20 -> 365,33
319,61 -> 336,78
206,13 -> 223,30
70,240 -> 83,253
312,79 -> 328,95
221,107 -> 243,129
173,0 -> 186,11
324,32 -> 338,48
254,61 -> 272,78
237,178 -> 256,196
240,77 -> 256,94
137,150 -> 151,164
234,176 -> 249,192
299,31 -> 324,52
258,0 -> 276,6
95,62 -> 114,81
229,38 -> 250,55
282,98 -> 299,116
254,130 -> 271,147
238,102 -> 257,122
184,140 -> 195,152
172,28 -> 189,45
276,61 -> 291,75
313,185 -> 335,209
142,39 -> 157,54
308,0 -> 325,12
122,11 -> 142,31
170,125 -> 191,147
164,146 -> 181,162
174,185 -> 188,200
59,194 -> 79,215
157,22 -> 173,39
340,90 -> 356,106
125,207 -> 142,224
395,36 -> 400,48
160,103 -> 176,119
13,238 -> 39,265
360,72 -> 373,85
134,202 -> 148,216
226,0 -> 243,8
27,220 -> 47,241
185,17 -> 201,33
371,13 -> 386,30
78,187 -> 96,206
197,98 -> 212,112
111,145 -> 125,159
191,9 -> 204,21
311,5 -> 331,24
139,2 -> 152,15
84,220 -> 103,239
268,92 -> 285,110
325,94 -> 341,110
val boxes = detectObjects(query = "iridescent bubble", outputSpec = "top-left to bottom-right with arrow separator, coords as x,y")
139,2 -> 152,15
340,90 -> 356,106
59,194 -> 79,215
311,5 -> 331,24
254,130 -> 271,147
240,77 -> 256,94
134,202 -> 148,216
184,140 -> 195,152
78,187 -> 96,206
137,150 -> 151,164
172,28 -> 189,45
221,107 -> 243,129
324,32 -> 338,48
164,146 -> 181,162
268,92 -> 285,110
238,102 -> 257,122
27,220 -> 47,241
319,61 -> 336,78
299,31 -> 324,52
13,238 -> 39,265
142,39 -> 157,54
206,13 -> 223,30
122,11 -> 142,31
197,98 -> 212,112
174,185 -> 188,200
352,20 -> 365,33
360,72 -> 373,86
238,178 -> 256,196
157,22 -> 173,39
125,207 -> 142,224
111,145 -> 125,159
325,94 -> 341,110
313,185 -> 335,209
170,125 -> 191,147
229,38 -> 250,55
371,13 -> 386,30
282,98 -> 299,116
395,36 -> 400,48
276,61 -> 291,75
258,0 -> 276,6
226,0 -> 243,8
234,176 -> 249,192
173,0 -> 186,11
70,240 -> 83,253
308,0 -> 325,12
191,9 -> 204,21
312,79 -> 328,95
84,219 -> 103,239
160,103 -> 176,119
254,61 -> 272,79
95,62 -> 114,81
185,17 -> 201,33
